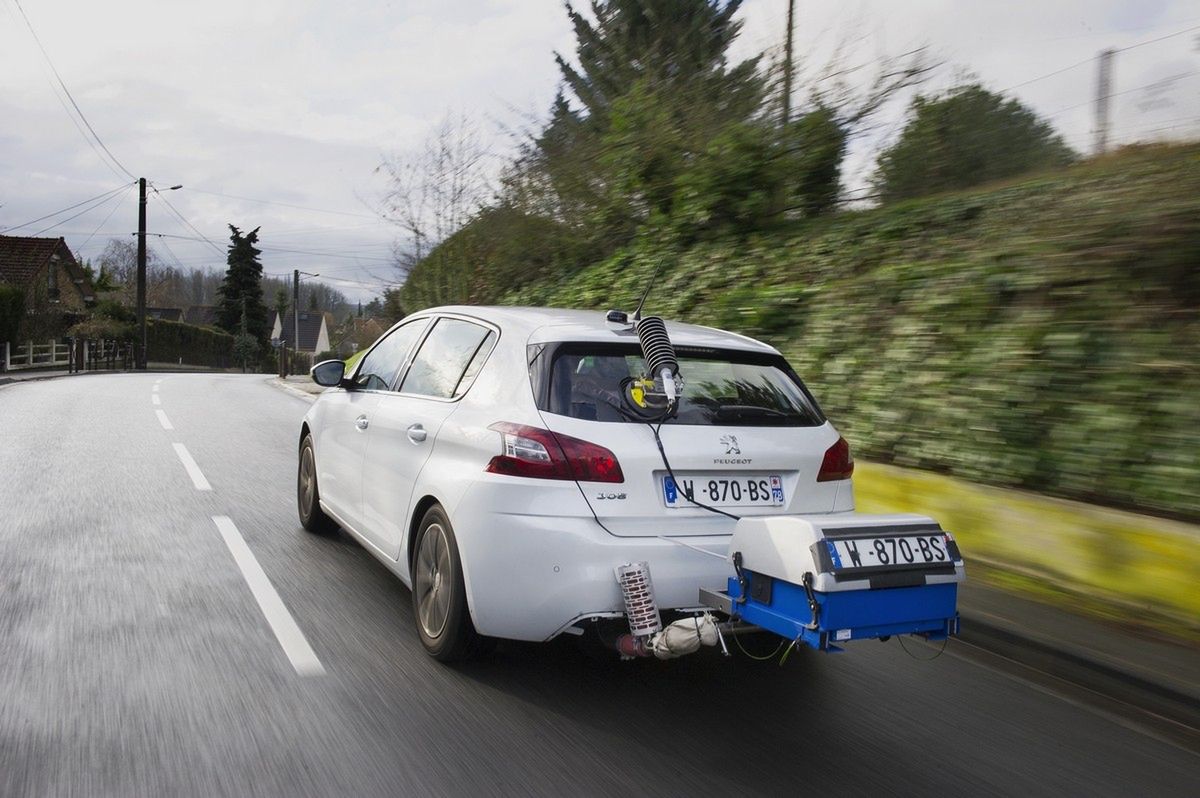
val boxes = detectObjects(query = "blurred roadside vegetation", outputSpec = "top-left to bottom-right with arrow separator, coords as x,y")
505,143 -> 1200,522
386,1 -> 1199,522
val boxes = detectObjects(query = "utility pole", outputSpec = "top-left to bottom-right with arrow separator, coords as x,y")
293,269 -> 300,370
782,0 -> 796,126
136,177 -> 147,369
1094,48 -> 1115,155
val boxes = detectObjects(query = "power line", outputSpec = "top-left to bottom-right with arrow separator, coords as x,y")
30,188 -> 134,237
1115,22 -> 1200,53
149,187 -> 226,256
1001,22 -> 1200,96
144,232 -> 395,264
1,182 -> 132,233
178,187 -> 384,221
10,0 -> 136,180
78,184 -> 136,250
1047,70 -> 1199,118
1001,56 -> 1096,93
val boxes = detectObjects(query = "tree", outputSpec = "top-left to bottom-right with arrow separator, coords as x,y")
380,113 -> 493,280
873,83 -> 1077,202
380,288 -> 406,323
273,288 -> 289,324
216,226 -> 269,345
544,1 -> 765,244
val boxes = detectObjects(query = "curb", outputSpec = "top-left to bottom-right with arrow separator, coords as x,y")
957,613 -> 1200,735
268,377 -> 319,403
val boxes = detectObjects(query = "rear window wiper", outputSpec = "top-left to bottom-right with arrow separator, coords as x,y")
712,405 -> 801,423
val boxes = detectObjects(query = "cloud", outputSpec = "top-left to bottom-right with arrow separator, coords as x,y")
2,0 -> 1197,302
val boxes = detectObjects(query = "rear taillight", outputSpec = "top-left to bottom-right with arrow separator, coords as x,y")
485,422 -> 624,483
817,436 -> 854,482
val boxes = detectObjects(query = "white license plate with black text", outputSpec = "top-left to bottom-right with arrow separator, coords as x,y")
828,534 -> 952,570
663,474 -> 785,508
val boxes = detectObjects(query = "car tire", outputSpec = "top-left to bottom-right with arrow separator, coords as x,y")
298,434 -> 338,535
411,506 -> 490,662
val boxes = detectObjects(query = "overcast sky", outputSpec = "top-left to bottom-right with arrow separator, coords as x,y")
2,0 -> 1197,302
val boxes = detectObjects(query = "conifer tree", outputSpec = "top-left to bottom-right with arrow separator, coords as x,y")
216,225 -> 269,343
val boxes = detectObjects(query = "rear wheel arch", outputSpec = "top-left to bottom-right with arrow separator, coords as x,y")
407,495 -> 441,569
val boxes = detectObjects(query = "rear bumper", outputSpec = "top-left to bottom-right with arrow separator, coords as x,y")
451,479 -> 735,641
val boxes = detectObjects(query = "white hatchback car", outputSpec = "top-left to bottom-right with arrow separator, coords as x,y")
298,306 -> 855,661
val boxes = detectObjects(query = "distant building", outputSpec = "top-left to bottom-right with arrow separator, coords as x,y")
146,307 -> 183,322
333,316 -> 388,356
183,305 -> 219,327
270,310 -> 330,354
0,235 -> 95,341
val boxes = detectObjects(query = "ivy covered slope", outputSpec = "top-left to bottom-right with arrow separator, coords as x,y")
501,144 -> 1200,521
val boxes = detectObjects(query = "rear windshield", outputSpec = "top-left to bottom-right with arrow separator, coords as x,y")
537,343 -> 824,427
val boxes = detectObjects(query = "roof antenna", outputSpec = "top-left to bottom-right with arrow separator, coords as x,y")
632,260 -> 665,322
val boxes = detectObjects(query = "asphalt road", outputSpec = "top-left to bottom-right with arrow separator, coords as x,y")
1,373 -> 1196,797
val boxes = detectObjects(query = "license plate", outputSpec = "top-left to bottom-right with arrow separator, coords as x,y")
826,534 -> 952,570
663,474 -> 785,508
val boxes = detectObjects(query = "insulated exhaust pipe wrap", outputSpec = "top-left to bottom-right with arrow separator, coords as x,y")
615,562 -> 662,638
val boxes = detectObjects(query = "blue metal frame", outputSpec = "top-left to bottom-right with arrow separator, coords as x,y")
727,574 -> 960,652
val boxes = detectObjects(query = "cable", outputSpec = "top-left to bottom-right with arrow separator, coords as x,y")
30,188 -> 132,237
733,632 -> 785,661
1000,55 -> 1096,94
10,0 -> 135,180
1115,22 -> 1200,53
647,418 -> 741,521
1000,22 -> 1200,96
149,186 -> 226,255
1045,70 -> 1199,118
897,634 -> 949,661
1,183 -> 132,233
77,184 -> 135,250
178,187 -> 383,221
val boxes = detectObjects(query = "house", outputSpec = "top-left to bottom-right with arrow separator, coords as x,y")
333,315 -> 388,356
146,307 -> 183,322
0,235 -> 96,342
183,305 -> 218,327
270,309 -> 330,354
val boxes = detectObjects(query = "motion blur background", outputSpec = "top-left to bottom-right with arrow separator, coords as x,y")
2,0 -> 1197,646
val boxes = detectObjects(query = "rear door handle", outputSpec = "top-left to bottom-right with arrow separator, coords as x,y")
407,424 -> 427,443
355,415 -> 369,430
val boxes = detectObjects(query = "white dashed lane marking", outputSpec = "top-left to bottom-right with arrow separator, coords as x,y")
171,443 -> 212,491
152,395 -> 161,406
155,409 -> 174,430
211,516 -> 325,676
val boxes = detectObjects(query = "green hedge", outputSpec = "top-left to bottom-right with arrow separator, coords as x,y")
147,318 -> 236,368
497,144 -> 1200,521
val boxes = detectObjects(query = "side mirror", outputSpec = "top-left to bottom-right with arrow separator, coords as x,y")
311,359 -> 346,387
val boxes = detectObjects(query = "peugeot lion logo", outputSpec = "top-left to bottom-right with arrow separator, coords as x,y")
720,435 -> 740,455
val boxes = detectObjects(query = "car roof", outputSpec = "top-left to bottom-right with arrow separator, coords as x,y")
411,305 -> 778,354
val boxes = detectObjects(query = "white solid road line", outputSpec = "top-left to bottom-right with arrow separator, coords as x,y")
211,515 -> 325,677
172,443 -> 212,491
155,409 -> 174,430
152,394 -> 161,406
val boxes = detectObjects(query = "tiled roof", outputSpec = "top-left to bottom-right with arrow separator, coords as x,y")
277,310 -> 326,352
0,235 -> 65,287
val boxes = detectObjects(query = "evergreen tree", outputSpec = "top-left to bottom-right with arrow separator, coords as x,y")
537,1 -> 764,246
216,225 -> 269,343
